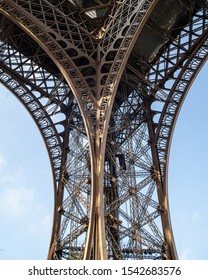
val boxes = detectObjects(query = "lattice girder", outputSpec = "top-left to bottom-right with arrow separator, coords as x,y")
147,7 -> 208,175
0,40 -> 65,182
0,0 -> 207,260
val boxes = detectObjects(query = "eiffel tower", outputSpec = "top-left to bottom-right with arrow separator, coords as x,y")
0,0 -> 207,260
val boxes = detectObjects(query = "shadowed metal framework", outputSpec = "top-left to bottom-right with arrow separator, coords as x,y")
0,0 -> 207,260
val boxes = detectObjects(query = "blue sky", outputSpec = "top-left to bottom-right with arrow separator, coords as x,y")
168,62 -> 208,260
0,62 -> 207,260
0,88 -> 53,259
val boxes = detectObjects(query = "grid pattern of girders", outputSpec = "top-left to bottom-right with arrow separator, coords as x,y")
0,0 -> 207,260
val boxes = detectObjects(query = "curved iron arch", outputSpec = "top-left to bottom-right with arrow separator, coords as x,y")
146,6 -> 208,214
0,0 -> 207,260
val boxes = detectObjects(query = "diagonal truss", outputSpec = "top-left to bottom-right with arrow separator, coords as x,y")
0,0 -> 207,260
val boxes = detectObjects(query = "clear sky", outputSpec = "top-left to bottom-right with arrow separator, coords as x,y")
0,62 -> 207,260
168,62 -> 208,260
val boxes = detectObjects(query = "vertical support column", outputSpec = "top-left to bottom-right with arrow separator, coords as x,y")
82,131 -> 107,259
82,98 -> 112,259
95,137 -> 108,260
144,96 -> 177,259
47,117 -> 72,260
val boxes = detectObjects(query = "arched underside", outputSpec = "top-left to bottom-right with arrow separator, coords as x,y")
0,0 -> 207,260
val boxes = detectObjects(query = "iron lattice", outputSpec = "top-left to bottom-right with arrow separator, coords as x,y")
0,0 -> 207,260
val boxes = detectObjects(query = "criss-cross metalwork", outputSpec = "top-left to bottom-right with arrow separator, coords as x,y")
0,0 -> 207,260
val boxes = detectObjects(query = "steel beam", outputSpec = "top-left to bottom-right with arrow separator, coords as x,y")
0,0 -> 207,260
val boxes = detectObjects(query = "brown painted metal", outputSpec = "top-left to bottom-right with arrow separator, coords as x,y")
0,0 -> 207,259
